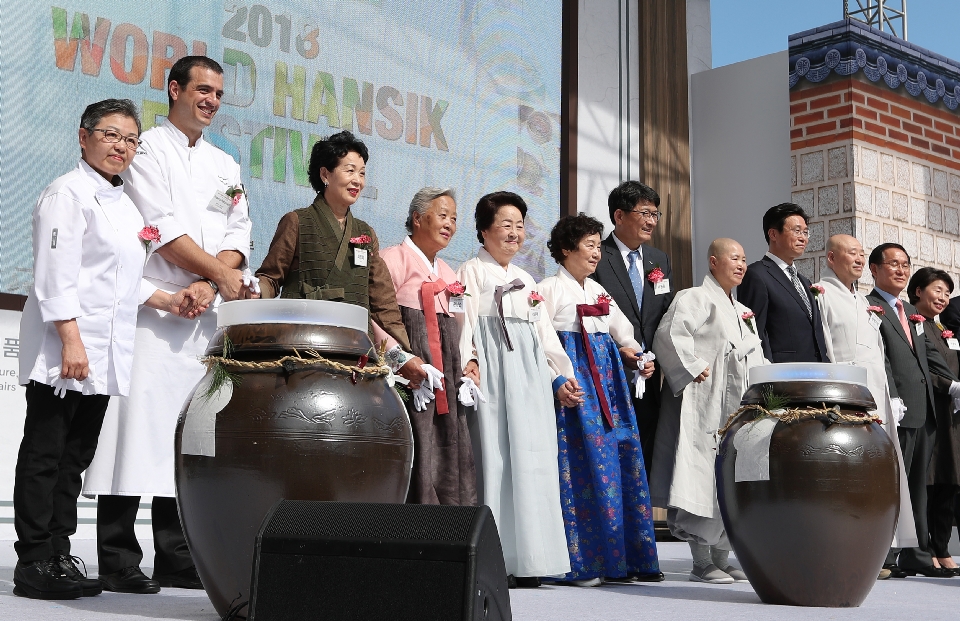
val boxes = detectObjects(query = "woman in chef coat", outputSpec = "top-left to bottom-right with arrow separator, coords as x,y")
13,99 -> 196,601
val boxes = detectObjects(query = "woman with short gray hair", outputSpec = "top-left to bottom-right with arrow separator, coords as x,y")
380,187 -> 478,506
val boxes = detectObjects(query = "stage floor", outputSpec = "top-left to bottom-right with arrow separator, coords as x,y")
1,539 -> 957,620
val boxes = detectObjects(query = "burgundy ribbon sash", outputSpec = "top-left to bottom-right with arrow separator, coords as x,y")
576,302 -> 614,429
494,279 -> 525,351
420,279 -> 449,414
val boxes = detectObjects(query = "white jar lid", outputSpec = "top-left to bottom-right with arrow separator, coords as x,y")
216,299 -> 368,333
748,363 -> 868,387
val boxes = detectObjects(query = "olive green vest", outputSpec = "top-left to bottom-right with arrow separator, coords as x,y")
280,195 -> 373,310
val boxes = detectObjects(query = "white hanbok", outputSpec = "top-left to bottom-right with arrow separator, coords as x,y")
83,121 -> 251,498
816,267 -> 918,548
650,274 -> 767,530
457,248 -> 572,577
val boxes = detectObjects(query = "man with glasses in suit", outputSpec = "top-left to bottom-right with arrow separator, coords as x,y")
592,182 -> 672,542
867,243 -> 959,579
737,203 -> 829,363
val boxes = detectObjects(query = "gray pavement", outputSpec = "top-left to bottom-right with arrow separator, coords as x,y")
0,539 -> 957,620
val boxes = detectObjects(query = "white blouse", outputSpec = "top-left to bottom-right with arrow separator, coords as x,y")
19,160 -> 154,396
457,248 -> 574,382
538,266 -> 644,349
121,119 -> 251,290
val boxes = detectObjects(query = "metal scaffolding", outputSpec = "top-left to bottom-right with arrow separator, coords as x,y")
844,0 -> 908,40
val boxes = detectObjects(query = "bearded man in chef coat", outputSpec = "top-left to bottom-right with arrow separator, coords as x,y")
83,56 -> 255,594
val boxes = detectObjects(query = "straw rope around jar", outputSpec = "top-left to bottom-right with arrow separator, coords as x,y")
717,403 -> 882,439
198,335 -> 393,399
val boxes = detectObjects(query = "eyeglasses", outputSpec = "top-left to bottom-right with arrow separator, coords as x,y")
627,209 -> 662,222
87,128 -> 140,150
785,227 -> 810,238
881,260 -> 911,271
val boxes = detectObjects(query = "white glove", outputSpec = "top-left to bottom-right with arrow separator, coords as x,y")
458,377 -> 487,407
632,352 -> 657,399
949,381 -> 960,400
890,397 -> 907,423
48,366 -> 98,398
412,383 -> 437,412
420,363 -> 445,392
241,268 -> 261,295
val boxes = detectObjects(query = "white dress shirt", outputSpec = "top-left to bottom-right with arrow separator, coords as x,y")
612,232 -> 643,271
121,119 -> 251,289
19,160 -> 153,396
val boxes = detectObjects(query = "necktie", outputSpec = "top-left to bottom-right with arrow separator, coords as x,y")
895,299 -> 913,348
627,250 -> 646,349
788,265 -> 812,319
494,279 -> 525,351
420,279 -> 448,414
576,302 -> 615,428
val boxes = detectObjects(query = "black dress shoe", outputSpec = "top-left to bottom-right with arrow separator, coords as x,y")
153,566 -> 203,589
100,566 -> 161,593
13,560 -> 82,600
901,565 -> 955,578
630,571 -> 666,582
882,564 -> 908,579
513,576 -> 541,588
51,554 -> 102,596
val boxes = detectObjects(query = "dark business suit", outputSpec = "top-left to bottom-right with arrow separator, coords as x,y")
736,255 -> 828,363
939,296 -> 960,334
591,234 -> 673,468
920,318 -> 960,558
866,290 -> 958,568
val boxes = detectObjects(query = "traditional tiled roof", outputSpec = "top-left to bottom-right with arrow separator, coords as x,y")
789,18 -> 960,110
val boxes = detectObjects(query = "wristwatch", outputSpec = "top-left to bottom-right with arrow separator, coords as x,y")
206,279 -> 219,293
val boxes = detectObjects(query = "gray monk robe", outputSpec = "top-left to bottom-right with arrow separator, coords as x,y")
650,274 -> 767,543
815,267 -> 917,548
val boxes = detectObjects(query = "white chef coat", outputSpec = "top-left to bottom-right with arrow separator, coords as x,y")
123,119 -> 251,288
537,265 -> 644,349
19,160 -> 154,397
83,121 -> 252,498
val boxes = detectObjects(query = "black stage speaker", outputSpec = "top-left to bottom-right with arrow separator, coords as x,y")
248,500 -> 512,621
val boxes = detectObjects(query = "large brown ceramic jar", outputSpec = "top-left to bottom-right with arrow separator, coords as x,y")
174,300 -> 413,618
716,366 -> 898,608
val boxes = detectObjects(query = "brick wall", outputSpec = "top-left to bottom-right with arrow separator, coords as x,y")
789,75 -> 960,290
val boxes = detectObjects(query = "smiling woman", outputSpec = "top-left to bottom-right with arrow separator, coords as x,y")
253,130 -> 429,388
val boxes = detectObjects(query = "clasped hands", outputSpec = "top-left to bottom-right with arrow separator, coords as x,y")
172,268 -> 262,318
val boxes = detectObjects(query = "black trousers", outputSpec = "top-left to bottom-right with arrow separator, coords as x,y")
887,415 -> 937,568
632,369 -> 661,470
14,381 -> 109,562
927,483 -> 960,558
96,494 -> 194,575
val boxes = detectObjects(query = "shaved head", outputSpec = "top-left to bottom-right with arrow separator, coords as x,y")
708,238 -> 740,260
827,234 -> 858,254
708,238 -> 747,293
826,234 -> 865,288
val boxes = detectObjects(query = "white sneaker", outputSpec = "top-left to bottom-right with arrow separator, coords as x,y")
690,564 -> 735,584
718,565 -> 749,583
566,577 -> 603,587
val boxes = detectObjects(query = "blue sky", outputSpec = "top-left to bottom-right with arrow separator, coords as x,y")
712,0 -> 960,67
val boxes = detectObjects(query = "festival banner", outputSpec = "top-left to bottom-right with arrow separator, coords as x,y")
0,1 -> 563,295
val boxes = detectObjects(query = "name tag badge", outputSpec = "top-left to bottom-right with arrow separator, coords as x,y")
449,296 -> 465,314
654,279 -> 670,295
868,313 -> 882,331
208,191 -> 232,214
528,307 -> 542,323
353,247 -> 368,267
948,338 -> 960,351
915,322 -> 925,337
